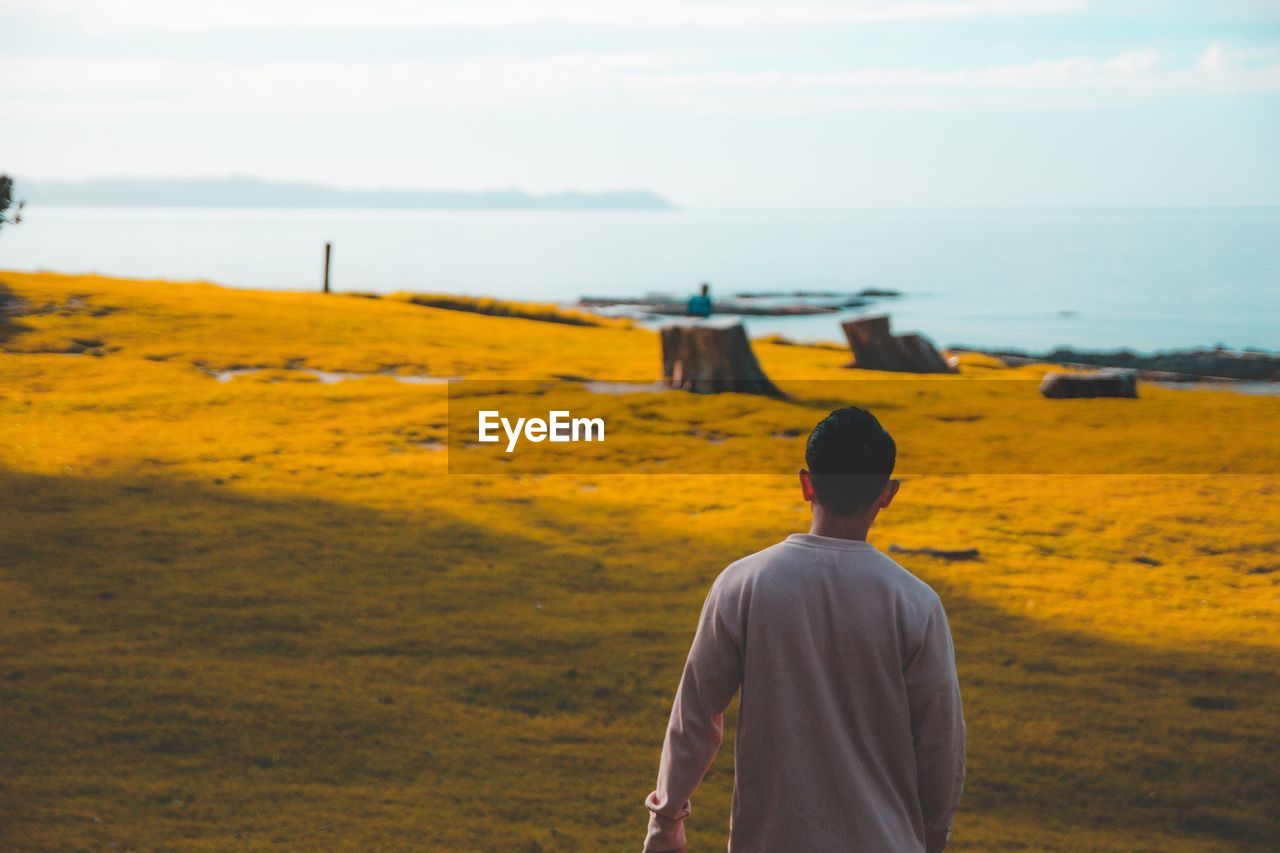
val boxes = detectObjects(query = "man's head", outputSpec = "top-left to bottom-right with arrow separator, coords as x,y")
800,406 -> 899,520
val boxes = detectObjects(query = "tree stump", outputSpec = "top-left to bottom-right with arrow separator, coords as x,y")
1040,371 -> 1138,399
841,315 -> 954,373
660,321 -> 783,396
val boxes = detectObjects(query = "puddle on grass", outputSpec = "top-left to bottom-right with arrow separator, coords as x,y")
392,374 -> 461,385
204,367 -> 459,385
1155,381 -> 1280,396
203,368 -> 1280,397
580,380 -> 669,394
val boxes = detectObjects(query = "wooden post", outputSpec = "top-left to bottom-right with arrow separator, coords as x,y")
322,242 -> 332,294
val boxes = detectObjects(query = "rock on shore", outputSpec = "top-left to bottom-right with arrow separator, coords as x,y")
956,346 -> 1280,382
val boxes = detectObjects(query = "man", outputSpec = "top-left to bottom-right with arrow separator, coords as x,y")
643,407 -> 965,852
687,282 -> 713,318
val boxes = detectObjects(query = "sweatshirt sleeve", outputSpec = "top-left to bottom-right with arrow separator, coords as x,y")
643,576 -> 744,852
904,600 -> 966,853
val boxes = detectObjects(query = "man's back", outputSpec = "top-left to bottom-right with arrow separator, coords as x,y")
645,533 -> 965,852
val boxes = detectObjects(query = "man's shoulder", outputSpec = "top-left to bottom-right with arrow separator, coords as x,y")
701,541 -> 789,603
715,540 -> 793,582
717,537 -> 942,609
875,549 -> 943,605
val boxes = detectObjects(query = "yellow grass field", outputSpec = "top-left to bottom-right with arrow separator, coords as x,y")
1,270 -> 1277,851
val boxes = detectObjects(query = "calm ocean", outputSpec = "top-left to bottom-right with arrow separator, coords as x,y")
3,206 -> 1277,352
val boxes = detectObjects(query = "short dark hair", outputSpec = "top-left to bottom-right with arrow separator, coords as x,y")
805,406 -> 896,514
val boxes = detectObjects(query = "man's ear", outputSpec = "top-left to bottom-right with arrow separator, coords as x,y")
799,469 -> 815,503
878,478 -> 901,509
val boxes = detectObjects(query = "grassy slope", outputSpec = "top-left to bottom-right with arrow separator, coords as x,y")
0,271 -> 1277,851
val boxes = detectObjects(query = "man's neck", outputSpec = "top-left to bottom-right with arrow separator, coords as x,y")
809,509 -> 874,542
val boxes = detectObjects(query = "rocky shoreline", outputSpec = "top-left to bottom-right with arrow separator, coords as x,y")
954,346 -> 1280,383
578,288 -> 900,317
568,284 -> 1280,385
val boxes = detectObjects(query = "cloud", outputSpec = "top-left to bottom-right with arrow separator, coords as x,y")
628,52 -> 1166,94
4,46 -> 1279,119
1200,41 -> 1280,73
1191,42 -> 1280,96
0,54 -> 705,117
14,0 -> 1082,32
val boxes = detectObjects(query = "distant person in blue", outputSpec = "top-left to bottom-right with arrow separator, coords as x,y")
687,282 -> 713,318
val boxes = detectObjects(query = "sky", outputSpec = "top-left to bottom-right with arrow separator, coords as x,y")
2,0 -> 1280,208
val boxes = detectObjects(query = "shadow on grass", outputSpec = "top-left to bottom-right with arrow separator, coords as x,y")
0,465 -> 1277,849
0,281 -> 32,344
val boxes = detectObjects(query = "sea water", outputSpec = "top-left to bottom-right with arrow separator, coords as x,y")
3,206 -> 1276,352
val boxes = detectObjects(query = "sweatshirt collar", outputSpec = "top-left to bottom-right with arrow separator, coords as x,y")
785,533 -> 877,551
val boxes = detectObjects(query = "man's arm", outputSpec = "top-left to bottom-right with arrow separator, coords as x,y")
905,601 -> 966,853
643,576 -> 743,852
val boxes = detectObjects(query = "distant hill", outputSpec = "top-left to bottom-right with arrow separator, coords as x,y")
16,176 -> 675,211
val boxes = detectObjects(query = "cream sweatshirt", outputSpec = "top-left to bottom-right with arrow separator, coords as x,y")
644,533 -> 966,852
